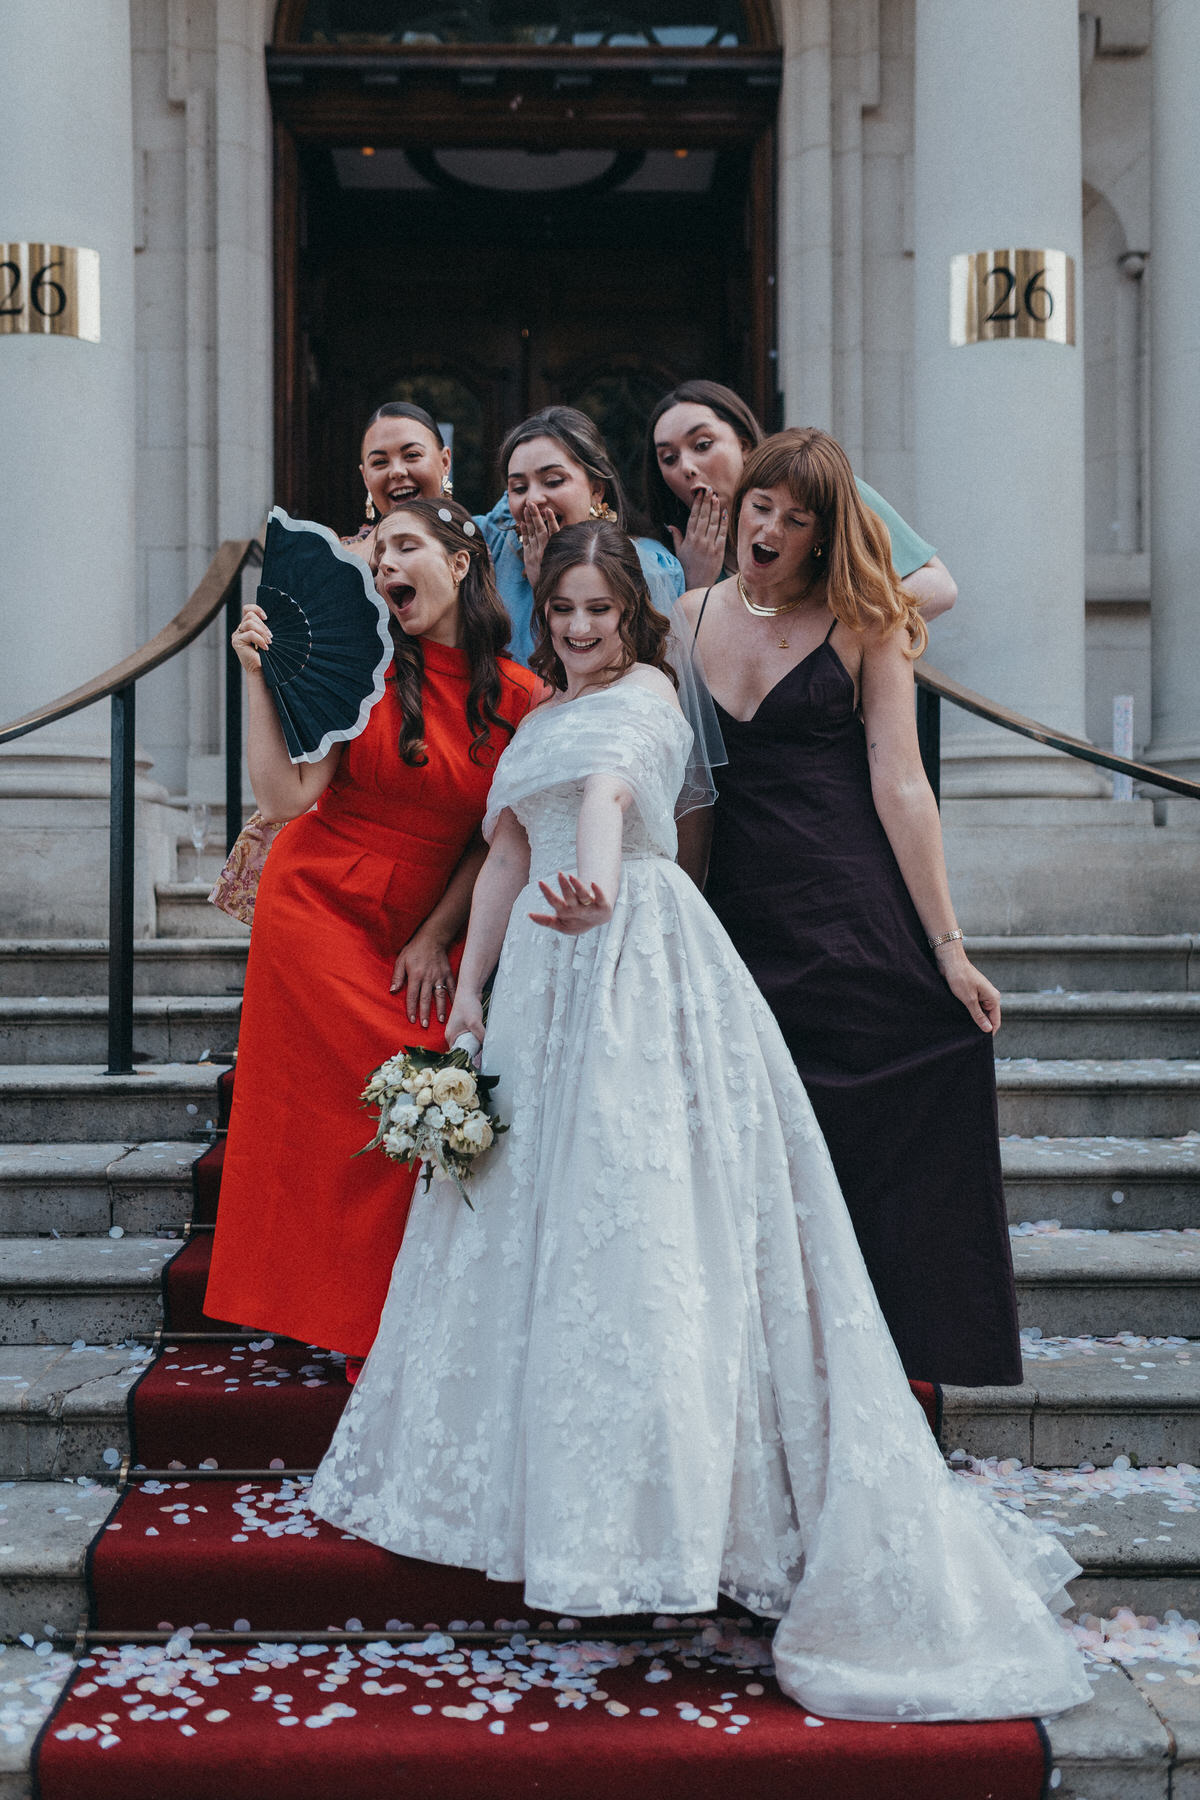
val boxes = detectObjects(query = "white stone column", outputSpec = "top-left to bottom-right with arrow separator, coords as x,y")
912,0 -> 1100,796
777,0 -> 835,432
1147,0 -> 1200,778
0,0 -> 145,931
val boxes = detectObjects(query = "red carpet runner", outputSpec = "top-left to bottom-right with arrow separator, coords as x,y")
34,1067 -> 1049,1800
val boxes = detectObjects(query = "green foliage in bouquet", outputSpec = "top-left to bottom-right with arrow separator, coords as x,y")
357,1043 -> 506,1208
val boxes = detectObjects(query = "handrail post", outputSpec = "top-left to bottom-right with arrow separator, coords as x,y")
916,683 -> 941,809
224,584 -> 243,854
107,683 -> 136,1075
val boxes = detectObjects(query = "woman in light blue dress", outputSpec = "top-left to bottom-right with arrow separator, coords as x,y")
476,404 -> 684,666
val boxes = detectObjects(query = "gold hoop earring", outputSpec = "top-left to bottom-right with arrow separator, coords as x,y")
588,500 -> 617,523
365,493 -> 376,523
811,543 -> 823,562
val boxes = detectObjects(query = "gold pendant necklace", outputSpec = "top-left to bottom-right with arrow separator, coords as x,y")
737,574 -> 818,651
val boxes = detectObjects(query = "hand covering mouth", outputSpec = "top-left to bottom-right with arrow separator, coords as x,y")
750,542 -> 780,566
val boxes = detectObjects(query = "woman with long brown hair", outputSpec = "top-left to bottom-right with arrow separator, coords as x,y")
644,378 -> 957,615
205,500 -> 540,1367
477,404 -> 684,665
684,428 -> 1018,1390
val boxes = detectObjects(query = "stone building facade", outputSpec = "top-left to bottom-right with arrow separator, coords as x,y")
1,0 -> 1196,933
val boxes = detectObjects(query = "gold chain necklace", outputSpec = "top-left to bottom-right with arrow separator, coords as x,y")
737,574 -> 820,650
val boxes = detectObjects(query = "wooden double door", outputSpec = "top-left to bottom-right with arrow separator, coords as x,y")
300,186 -> 758,532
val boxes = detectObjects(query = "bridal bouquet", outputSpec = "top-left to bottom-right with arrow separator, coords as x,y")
357,1038 -> 504,1207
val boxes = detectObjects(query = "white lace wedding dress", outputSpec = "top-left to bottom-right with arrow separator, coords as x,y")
310,680 -> 1090,1723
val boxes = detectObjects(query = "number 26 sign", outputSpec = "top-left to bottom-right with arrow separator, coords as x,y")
950,250 -> 1075,347
0,245 -> 100,342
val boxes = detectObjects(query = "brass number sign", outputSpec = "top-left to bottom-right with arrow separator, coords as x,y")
0,244 -> 100,342
950,250 -> 1075,347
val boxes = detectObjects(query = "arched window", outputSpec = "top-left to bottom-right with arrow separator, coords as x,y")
279,0 -> 763,49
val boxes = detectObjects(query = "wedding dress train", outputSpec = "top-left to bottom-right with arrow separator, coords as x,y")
310,681 -> 1089,1723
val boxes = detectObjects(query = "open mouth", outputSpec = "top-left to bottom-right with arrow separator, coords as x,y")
383,580 -> 416,613
563,635 -> 602,653
386,485 -> 420,507
750,542 -> 780,566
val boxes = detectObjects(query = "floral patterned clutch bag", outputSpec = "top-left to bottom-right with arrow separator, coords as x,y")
206,811 -> 286,926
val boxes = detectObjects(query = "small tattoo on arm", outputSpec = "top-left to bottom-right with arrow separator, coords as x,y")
869,738 -> 880,763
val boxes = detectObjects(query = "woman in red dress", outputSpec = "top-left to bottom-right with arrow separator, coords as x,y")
205,500 -> 540,1360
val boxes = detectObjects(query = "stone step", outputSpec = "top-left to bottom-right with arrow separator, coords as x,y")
951,1457 -> 1200,1619
7,1057 -> 1197,1148
0,1479 -> 118,1638
972,933 -> 1200,993
0,934 -> 1195,1003
0,1467 -> 1195,1656
5,991 -> 1196,1067
1002,1136 -> 1200,1230
0,997 -> 240,1064
943,1337 -> 1200,1467
3,1332 -> 1150,1483
0,1240 -> 178,1345
1,1135 -> 1192,1238
0,1144 -> 201,1236
0,1066 -> 225,1145
0,1345 -> 152,1479
0,1652 -> 1189,1800
154,883 -> 250,940
996,1060 -> 1200,1137
1012,1231 -> 1200,1337
0,941 -> 246,999
998,992 -> 1200,1060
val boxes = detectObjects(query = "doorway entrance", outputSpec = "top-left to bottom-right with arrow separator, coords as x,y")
269,2 -> 780,531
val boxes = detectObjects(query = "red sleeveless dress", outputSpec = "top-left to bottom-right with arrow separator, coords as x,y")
204,641 -> 539,1357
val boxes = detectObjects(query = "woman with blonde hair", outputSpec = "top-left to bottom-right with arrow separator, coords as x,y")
682,427 -> 1018,1389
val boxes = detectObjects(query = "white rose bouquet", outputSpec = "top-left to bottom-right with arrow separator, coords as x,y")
357,1035 -> 505,1208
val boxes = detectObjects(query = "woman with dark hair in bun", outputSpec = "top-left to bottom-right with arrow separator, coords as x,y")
344,399 -> 454,559
476,403 -> 684,666
205,500 -> 540,1371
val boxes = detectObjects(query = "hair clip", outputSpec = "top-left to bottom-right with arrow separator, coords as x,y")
462,519 -> 476,537
437,507 -> 453,523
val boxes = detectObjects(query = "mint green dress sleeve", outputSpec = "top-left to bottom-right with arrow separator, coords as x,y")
854,478 -> 936,580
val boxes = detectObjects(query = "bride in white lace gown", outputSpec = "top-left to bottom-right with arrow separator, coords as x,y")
310,522 -> 1089,1723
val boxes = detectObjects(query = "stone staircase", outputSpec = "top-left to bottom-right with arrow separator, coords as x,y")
0,917 -> 1198,1795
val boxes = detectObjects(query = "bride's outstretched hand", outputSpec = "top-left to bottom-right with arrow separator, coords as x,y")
529,872 -> 612,935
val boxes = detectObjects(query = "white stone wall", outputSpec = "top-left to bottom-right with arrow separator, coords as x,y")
1081,0 -> 1152,755
130,0 -> 274,801
54,0 -> 1166,800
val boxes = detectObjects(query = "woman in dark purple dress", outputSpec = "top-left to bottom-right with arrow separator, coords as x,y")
683,428 -> 1019,1388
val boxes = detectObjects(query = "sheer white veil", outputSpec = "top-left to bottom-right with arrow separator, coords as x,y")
665,608 -> 727,818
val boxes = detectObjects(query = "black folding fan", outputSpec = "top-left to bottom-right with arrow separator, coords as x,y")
255,507 -> 393,763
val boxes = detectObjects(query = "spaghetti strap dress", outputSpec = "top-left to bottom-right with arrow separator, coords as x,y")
204,641 -> 539,1359
700,608 -> 1022,1387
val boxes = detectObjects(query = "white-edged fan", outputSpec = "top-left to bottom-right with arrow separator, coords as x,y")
255,507 -> 393,764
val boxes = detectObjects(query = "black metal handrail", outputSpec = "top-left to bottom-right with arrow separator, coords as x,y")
1,556 -> 1195,1074
0,536 -> 262,1074
914,661 -> 1200,807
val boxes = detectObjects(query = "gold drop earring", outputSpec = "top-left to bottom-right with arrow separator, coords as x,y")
365,492 -> 376,523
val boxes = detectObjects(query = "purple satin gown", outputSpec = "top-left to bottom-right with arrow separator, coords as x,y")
702,616 -> 1021,1388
